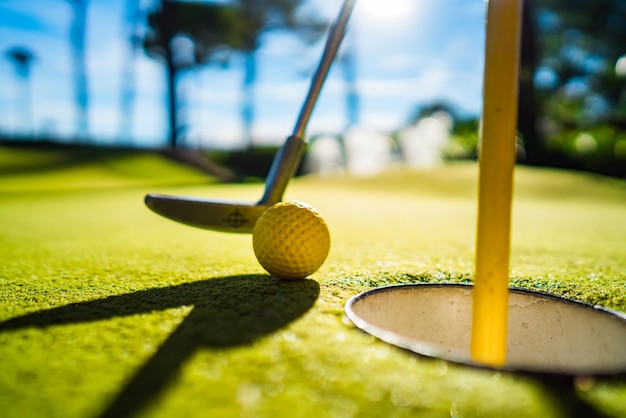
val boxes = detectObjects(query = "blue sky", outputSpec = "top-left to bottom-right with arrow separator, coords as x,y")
0,0 -> 486,149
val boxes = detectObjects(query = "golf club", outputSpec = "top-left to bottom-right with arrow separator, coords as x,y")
145,0 -> 356,233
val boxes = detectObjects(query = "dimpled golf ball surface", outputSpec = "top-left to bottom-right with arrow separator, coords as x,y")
253,201 -> 331,279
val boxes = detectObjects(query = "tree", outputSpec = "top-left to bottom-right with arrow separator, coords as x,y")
143,0 -> 242,148
520,0 -> 626,175
517,0 -> 540,164
68,0 -> 89,141
5,46 -> 36,138
339,35 -> 359,130
118,0 -> 142,143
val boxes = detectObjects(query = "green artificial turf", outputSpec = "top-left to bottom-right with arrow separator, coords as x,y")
1,146 -> 625,418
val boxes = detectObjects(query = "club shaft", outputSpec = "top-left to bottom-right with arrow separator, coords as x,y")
293,0 -> 357,139
260,0 -> 356,205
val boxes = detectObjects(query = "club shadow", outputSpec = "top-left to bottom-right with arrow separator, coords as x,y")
0,274 -> 320,339
0,275 -> 320,417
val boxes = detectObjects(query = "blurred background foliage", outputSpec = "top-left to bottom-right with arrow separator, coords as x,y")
1,0 -> 625,179
516,0 -> 626,178
442,0 -> 626,178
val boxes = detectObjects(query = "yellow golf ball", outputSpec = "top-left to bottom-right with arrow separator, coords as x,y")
253,201 -> 331,279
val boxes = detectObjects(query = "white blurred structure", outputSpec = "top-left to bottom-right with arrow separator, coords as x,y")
305,135 -> 344,176
398,111 -> 453,168
343,126 -> 394,176
305,117 -> 454,176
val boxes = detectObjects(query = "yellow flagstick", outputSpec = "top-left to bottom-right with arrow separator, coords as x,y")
470,0 -> 523,367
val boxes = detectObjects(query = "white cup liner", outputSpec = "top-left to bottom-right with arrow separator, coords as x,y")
344,284 -> 626,376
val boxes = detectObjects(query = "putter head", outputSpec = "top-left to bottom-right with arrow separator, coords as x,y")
145,193 -> 271,234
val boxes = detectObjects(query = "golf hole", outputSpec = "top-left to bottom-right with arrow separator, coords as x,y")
345,284 -> 626,376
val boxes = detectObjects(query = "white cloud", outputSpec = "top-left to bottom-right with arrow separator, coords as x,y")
357,68 -> 451,101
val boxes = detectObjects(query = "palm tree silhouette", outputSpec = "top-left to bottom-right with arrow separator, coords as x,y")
339,34 -> 359,130
68,0 -> 89,141
143,0 -> 241,149
118,0 -> 143,143
5,46 -> 36,139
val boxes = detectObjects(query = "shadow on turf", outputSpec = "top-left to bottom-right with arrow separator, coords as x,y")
0,274 -> 319,417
